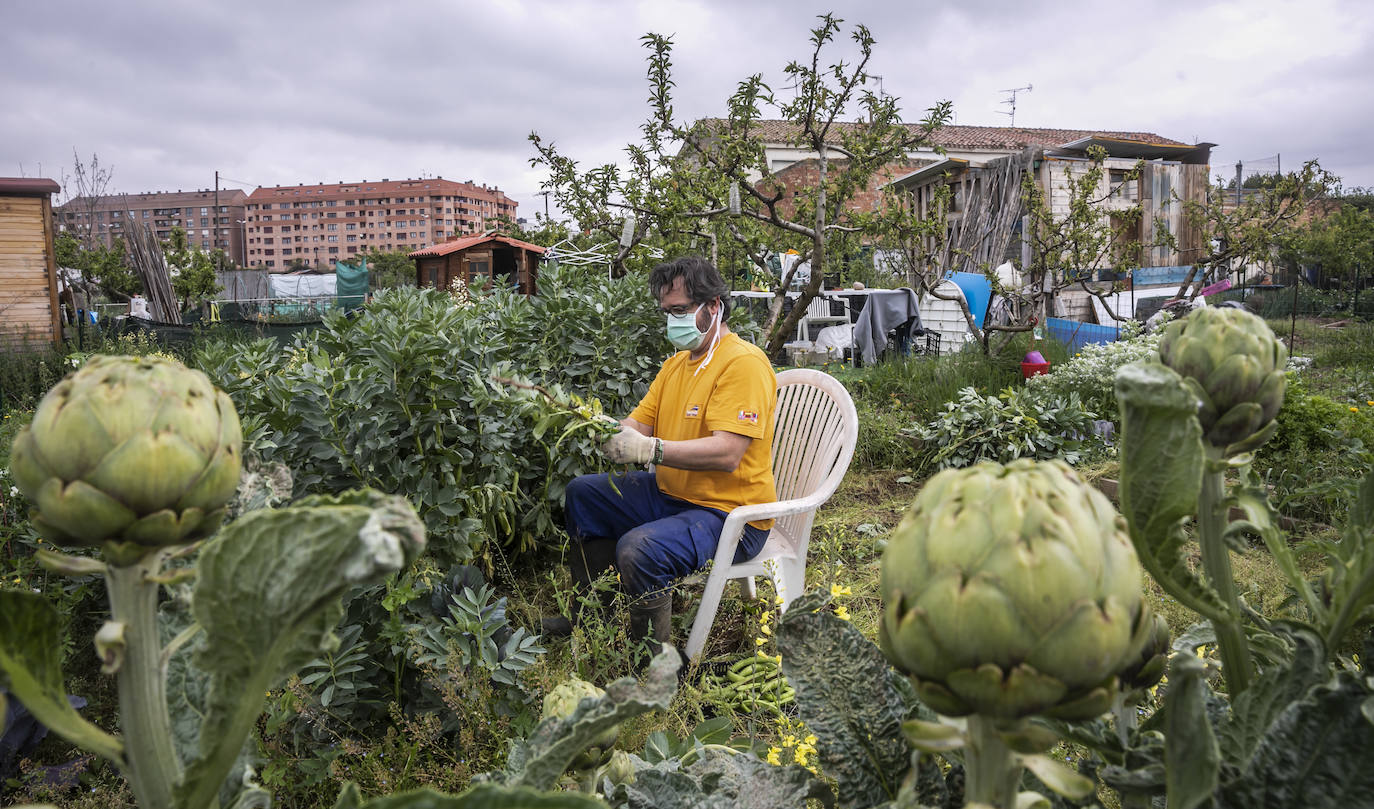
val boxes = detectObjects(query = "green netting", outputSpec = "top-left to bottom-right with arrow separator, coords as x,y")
336,260 -> 369,311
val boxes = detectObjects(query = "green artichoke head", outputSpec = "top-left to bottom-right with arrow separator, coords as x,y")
10,355 -> 242,560
879,459 -> 1153,721
541,675 -> 618,763
1158,306 -> 1287,454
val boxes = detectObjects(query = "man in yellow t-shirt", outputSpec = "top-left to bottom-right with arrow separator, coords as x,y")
545,256 -> 776,652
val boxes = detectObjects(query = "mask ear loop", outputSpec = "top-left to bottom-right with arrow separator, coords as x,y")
692,300 -> 724,378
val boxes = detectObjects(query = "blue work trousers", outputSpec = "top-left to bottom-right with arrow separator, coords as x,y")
564,471 -> 769,597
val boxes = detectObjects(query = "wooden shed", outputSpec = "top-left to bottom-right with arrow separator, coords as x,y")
0,178 -> 63,347
409,233 -> 544,295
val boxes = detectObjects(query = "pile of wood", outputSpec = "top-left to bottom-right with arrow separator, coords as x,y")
943,147 -> 1034,276
122,220 -> 180,323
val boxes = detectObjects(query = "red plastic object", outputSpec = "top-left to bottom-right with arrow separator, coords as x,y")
1021,361 -> 1051,379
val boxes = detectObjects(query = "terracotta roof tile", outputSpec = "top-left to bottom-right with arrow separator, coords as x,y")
408,233 -> 547,258
698,119 -> 1187,149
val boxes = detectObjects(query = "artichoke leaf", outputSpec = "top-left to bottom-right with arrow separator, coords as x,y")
1164,653 -> 1219,809
1217,623 -> 1326,765
779,590 -> 922,808
176,490 -> 425,809
901,718 -> 966,753
1020,753 -> 1095,799
497,646 -> 680,791
1114,362 -> 1228,621
0,590 -> 126,766
337,783 -> 606,808
1219,669 -> 1374,809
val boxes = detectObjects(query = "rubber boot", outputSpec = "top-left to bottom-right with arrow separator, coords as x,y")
629,592 -> 685,677
541,538 -> 617,637
628,592 -> 673,647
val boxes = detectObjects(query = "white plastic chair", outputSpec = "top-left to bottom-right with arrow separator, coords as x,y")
795,295 -> 851,341
683,369 -> 859,662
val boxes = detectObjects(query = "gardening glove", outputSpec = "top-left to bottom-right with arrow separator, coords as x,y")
601,427 -> 657,465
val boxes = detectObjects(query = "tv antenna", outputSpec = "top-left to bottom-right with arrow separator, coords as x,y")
998,84 -> 1033,127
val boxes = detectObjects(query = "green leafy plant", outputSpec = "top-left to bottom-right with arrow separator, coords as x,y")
903,385 -> 1104,473
192,267 -> 664,566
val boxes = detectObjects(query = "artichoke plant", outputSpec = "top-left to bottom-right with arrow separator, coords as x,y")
10,354 -> 242,560
879,458 -> 1155,721
1158,306 -> 1287,454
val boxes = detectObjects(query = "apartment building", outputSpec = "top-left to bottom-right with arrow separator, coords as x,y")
243,177 -> 517,271
54,189 -> 249,265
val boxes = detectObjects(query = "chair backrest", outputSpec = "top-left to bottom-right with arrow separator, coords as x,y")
804,296 -> 835,319
768,369 -> 859,544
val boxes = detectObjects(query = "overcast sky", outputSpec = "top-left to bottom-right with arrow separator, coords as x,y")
3,0 -> 1371,223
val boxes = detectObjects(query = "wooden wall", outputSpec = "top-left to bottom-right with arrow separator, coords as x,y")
0,194 -> 61,346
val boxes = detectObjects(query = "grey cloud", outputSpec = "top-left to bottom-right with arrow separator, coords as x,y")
3,0 -> 1371,222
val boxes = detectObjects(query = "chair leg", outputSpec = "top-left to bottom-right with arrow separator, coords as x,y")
778,558 -> 805,613
685,568 -> 731,662
738,576 -> 757,601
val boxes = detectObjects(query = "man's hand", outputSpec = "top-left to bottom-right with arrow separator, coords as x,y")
601,427 -> 657,465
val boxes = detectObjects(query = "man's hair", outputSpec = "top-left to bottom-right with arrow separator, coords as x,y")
648,255 -> 730,315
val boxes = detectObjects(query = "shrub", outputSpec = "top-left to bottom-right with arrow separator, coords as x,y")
903,385 -> 1105,474
192,265 -> 669,566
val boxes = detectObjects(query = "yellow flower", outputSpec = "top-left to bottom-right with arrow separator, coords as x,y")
1367,401 -> 1374,407
755,637 -> 767,646
760,623 -> 772,636
1351,406 -> 1361,413
830,583 -> 852,598
834,605 -> 851,622
794,749 -> 810,767
766,748 -> 782,766
805,734 -> 818,746
774,595 -> 785,606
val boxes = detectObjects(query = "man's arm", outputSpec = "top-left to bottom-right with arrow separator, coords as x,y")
658,430 -> 751,472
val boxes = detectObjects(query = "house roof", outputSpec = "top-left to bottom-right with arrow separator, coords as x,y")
697,119 -> 1189,150
408,232 -> 548,258
0,177 -> 61,196
1052,135 -> 1214,161
887,158 -> 974,188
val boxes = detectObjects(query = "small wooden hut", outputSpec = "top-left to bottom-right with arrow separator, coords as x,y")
0,178 -> 63,346
409,233 -> 544,295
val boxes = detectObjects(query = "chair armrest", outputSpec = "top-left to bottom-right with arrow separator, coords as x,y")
706,493 -> 831,572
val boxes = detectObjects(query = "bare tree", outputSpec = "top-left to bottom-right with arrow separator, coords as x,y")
60,149 -> 115,251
